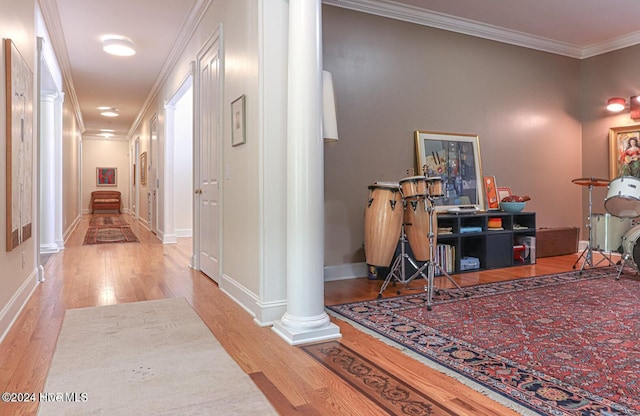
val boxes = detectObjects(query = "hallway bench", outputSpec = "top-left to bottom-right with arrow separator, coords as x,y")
90,190 -> 121,213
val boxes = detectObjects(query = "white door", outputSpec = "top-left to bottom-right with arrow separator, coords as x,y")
196,35 -> 221,281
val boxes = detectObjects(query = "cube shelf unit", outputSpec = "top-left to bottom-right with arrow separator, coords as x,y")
436,211 -> 536,274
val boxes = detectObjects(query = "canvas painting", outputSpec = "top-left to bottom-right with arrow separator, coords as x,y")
5,39 -> 34,251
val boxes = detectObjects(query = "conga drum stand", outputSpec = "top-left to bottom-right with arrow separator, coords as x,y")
377,197 -> 466,310
571,177 -> 615,272
423,197 -> 466,310
377,224 -> 430,298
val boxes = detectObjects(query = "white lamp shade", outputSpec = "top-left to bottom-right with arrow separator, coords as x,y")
322,71 -> 339,142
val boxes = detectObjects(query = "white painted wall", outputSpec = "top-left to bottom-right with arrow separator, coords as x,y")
174,87 -> 193,236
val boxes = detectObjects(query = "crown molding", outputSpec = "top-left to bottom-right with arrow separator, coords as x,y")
38,0 -> 85,131
127,0 -> 212,139
581,30 -> 640,59
323,0 -> 639,59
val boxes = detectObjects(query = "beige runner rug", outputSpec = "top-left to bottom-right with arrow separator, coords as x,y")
38,298 -> 276,415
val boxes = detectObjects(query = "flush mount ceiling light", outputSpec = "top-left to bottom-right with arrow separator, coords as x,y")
102,37 -> 136,57
99,107 -> 119,117
98,129 -> 115,138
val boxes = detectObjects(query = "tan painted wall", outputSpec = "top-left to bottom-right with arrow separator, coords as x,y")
323,6 -> 584,265
82,139 -> 130,213
581,45 -> 640,237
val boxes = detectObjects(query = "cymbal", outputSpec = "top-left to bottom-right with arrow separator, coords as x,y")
572,177 -> 610,187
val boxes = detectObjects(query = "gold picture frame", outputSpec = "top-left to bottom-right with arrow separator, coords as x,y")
140,152 -> 148,186
609,124 -> 640,179
5,39 -> 34,251
414,130 -> 485,213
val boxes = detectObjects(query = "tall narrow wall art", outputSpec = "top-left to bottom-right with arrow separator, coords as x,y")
5,39 -> 34,251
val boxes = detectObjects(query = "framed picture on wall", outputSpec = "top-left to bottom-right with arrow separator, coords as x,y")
5,39 -> 34,251
96,167 -> 117,187
414,131 -> 485,212
140,152 -> 148,186
609,124 -> 640,179
231,95 -> 246,147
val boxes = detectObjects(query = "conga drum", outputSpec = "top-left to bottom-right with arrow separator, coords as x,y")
426,177 -> 444,196
403,197 -> 437,261
399,176 -> 427,199
364,184 -> 403,267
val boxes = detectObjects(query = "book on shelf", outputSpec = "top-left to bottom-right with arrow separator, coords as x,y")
435,243 -> 455,275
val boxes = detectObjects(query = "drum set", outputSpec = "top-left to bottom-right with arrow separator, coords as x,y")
573,175 -> 640,278
364,174 -> 465,309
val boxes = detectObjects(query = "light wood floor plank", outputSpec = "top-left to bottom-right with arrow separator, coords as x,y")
0,214 -> 603,415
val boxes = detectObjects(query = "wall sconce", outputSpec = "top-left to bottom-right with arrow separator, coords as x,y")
607,96 -> 640,119
322,71 -> 339,142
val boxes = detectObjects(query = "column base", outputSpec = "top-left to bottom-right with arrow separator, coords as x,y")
40,243 -> 61,254
272,312 -> 341,345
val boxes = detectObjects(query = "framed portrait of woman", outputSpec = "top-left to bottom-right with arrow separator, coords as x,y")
609,124 -> 640,179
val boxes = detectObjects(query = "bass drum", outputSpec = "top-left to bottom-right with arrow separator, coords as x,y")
622,224 -> 640,268
592,213 -> 631,252
605,176 -> 640,218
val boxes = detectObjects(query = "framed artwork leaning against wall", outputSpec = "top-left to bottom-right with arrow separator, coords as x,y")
414,130 -> 485,213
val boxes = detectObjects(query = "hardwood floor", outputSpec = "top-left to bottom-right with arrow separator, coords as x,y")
0,214 -> 605,415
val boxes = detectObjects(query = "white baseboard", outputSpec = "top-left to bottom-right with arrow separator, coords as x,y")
63,215 -> 82,245
324,262 -> 368,281
219,274 -> 287,327
162,234 -> 178,244
0,268 -> 39,344
175,228 -> 192,237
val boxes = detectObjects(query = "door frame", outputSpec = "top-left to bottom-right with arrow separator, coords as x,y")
193,25 -> 224,274
164,67 -> 194,244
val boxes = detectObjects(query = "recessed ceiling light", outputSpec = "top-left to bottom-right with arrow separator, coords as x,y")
98,132 -> 114,138
102,36 -> 136,57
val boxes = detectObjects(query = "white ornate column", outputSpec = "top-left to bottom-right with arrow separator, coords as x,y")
272,0 -> 340,345
39,92 -> 59,254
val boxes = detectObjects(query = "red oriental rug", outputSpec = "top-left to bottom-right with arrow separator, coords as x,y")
83,226 -> 139,245
89,215 -> 129,227
327,267 -> 640,415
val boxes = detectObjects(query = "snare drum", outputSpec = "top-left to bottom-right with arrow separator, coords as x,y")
622,224 -> 640,268
592,213 -> 631,252
403,197 -> 437,261
426,177 -> 444,196
399,176 -> 427,199
364,184 -> 403,267
605,176 -> 640,218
